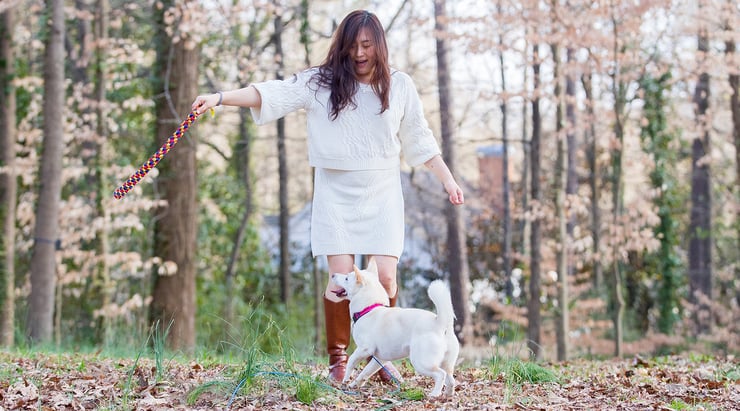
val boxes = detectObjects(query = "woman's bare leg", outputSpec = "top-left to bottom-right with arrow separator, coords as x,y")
368,254 -> 399,298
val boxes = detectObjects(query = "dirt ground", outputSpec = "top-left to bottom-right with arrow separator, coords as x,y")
0,352 -> 738,410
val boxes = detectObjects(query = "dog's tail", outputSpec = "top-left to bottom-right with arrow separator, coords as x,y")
428,280 -> 456,331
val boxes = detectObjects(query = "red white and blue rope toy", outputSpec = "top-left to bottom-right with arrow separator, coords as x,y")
113,108 -> 213,199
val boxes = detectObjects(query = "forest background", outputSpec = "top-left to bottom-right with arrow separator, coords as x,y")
0,0 -> 738,367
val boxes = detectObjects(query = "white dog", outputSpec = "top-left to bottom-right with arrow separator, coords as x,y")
331,258 -> 459,397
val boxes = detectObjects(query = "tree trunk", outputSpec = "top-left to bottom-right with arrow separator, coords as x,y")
434,0 -> 472,345
527,43 -> 542,360
70,0 -> 92,85
582,72 -> 603,292
224,108 -> 255,325
150,0 -> 200,352
94,0 -> 112,346
565,47 -> 577,276
223,8 -> 264,327
517,33 -> 529,270
298,0 -> 323,352
28,0 -> 65,344
274,7 -> 290,304
0,6 -> 17,347
610,17 -> 626,357
689,31 -> 712,335
726,38 -> 740,307
638,72 -> 681,334
497,3 -> 513,300
551,43 -> 569,362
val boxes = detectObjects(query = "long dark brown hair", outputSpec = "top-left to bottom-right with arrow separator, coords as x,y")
313,10 -> 391,120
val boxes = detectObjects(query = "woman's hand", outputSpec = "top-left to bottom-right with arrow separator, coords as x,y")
424,155 -> 465,206
444,181 -> 465,205
191,93 -> 221,116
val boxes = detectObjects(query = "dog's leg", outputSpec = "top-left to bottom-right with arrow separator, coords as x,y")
441,357 -> 456,396
350,358 -> 383,387
424,367 -> 447,397
408,337 -> 450,397
342,348 -> 371,384
409,355 -> 447,397
442,336 -> 459,396
411,359 -> 447,397
443,373 -> 456,396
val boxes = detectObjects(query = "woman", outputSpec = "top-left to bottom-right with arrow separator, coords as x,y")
191,10 -> 464,383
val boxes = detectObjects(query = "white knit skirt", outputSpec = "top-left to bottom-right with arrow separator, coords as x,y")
311,167 -> 404,258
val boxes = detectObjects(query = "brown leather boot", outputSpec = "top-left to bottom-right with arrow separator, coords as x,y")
324,297 -> 350,383
374,295 -> 402,384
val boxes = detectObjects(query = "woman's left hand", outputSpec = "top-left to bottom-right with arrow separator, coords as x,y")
423,155 -> 465,206
445,182 -> 464,205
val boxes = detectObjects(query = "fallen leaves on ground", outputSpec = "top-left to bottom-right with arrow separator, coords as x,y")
0,352 -> 737,410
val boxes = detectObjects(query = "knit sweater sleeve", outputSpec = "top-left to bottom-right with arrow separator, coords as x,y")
396,72 -> 441,167
249,70 -> 314,125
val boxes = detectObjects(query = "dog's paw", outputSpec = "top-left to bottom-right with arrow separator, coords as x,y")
444,381 -> 455,396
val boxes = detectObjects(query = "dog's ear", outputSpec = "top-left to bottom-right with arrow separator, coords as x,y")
353,265 -> 364,284
367,257 -> 378,275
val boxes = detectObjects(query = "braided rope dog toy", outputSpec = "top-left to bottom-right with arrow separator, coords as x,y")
113,109 -> 210,199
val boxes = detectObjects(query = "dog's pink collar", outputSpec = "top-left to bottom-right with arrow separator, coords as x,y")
352,303 -> 386,323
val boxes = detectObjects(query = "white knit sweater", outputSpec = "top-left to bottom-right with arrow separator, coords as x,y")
250,68 -> 441,170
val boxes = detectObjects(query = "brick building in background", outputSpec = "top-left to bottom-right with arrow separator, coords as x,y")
476,144 -> 505,216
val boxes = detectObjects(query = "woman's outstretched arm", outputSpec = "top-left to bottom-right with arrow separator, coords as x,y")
191,85 -> 262,115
